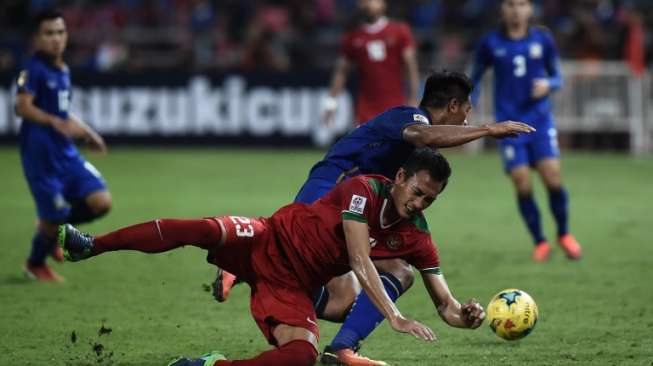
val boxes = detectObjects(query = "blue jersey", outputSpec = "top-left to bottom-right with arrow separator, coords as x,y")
17,52 -> 78,177
470,27 -> 562,125
295,106 -> 430,203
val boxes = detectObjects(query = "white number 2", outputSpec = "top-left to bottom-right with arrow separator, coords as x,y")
58,90 -> 70,111
229,216 -> 254,237
366,40 -> 386,61
513,55 -> 527,77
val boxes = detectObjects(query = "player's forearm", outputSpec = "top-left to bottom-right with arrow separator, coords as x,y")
329,58 -> 350,97
350,256 -> 403,322
422,125 -> 492,148
15,99 -> 60,126
404,52 -> 420,104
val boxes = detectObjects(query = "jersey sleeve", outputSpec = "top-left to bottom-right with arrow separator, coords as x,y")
375,107 -> 430,142
407,235 -> 442,275
398,23 -> 416,51
340,178 -> 377,224
16,62 -> 42,96
541,30 -> 562,91
340,32 -> 355,61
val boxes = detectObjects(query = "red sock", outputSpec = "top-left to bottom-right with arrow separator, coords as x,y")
93,218 -> 222,255
214,340 -> 317,366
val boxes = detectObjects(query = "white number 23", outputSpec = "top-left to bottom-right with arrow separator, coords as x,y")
229,216 -> 254,237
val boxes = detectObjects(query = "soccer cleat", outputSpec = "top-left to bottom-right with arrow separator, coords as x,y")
320,346 -> 388,366
57,224 -> 94,262
558,234 -> 582,260
23,262 -> 65,282
50,245 -> 65,263
168,351 -> 227,366
212,268 -> 238,302
532,241 -> 551,262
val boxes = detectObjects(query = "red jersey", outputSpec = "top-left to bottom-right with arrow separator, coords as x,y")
341,18 -> 416,125
270,175 -> 440,291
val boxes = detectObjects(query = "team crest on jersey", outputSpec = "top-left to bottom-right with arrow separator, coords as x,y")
529,43 -> 543,59
349,195 -> 367,215
384,235 -> 403,250
413,114 -> 428,124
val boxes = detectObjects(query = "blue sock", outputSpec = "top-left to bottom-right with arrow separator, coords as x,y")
330,272 -> 404,351
27,232 -> 55,266
548,187 -> 569,237
517,194 -> 545,244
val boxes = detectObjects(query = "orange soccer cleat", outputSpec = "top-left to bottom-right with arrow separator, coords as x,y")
320,346 -> 388,366
23,262 -> 65,282
558,234 -> 582,260
532,241 -> 551,262
212,268 -> 237,302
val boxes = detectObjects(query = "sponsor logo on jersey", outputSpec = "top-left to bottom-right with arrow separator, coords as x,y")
413,114 -> 428,124
529,43 -> 543,59
385,235 -> 403,250
349,194 -> 367,215
369,237 -> 378,248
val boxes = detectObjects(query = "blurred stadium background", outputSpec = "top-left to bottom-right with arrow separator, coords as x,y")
0,0 -> 652,152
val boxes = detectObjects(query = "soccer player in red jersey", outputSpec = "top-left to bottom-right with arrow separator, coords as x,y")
58,148 -> 485,366
323,0 -> 419,126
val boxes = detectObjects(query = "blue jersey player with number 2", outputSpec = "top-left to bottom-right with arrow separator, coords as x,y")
470,0 -> 582,262
215,71 -> 535,366
15,10 -> 112,282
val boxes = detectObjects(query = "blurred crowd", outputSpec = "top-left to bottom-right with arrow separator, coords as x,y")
0,0 -> 650,73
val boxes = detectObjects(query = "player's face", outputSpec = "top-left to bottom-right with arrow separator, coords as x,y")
446,97 -> 472,126
392,169 -> 444,219
34,18 -> 68,58
501,0 -> 532,27
358,0 -> 386,22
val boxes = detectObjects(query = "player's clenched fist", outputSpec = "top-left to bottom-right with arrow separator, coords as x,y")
461,298 -> 486,329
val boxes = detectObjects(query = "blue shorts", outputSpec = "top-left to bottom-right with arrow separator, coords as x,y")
24,156 -> 107,222
500,120 -> 560,173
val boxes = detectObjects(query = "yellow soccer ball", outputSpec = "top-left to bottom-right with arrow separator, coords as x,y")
487,289 -> 538,340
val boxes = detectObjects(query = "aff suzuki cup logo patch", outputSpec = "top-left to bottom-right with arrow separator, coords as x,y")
349,195 -> 367,215
413,114 -> 429,124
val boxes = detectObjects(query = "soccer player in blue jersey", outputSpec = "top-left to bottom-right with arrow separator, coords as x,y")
470,0 -> 582,263
215,71 -> 534,365
15,10 -> 112,282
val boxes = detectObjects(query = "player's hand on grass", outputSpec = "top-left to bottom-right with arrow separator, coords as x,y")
487,121 -> 535,138
531,78 -> 550,99
389,316 -> 436,342
461,298 -> 485,329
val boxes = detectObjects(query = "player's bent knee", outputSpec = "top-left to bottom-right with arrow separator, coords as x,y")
272,324 -> 319,352
374,259 -> 415,290
279,340 -> 318,366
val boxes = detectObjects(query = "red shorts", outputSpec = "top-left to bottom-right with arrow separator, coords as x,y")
209,215 -> 319,345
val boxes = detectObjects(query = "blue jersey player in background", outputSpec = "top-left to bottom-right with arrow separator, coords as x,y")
15,10 -> 112,282
470,0 -> 582,263
215,71 -> 535,366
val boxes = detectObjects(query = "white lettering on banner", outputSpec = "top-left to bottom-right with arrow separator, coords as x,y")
0,75 -> 353,143
247,87 -> 277,136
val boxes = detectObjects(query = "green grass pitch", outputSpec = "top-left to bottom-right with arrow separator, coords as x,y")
0,147 -> 652,365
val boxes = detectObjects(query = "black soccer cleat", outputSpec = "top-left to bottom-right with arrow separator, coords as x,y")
57,224 -> 94,262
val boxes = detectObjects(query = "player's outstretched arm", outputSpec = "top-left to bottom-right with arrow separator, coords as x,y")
403,122 -> 536,148
421,272 -> 485,329
344,219 -> 436,341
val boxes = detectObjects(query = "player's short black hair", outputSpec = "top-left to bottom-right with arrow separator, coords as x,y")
402,147 -> 451,192
419,71 -> 473,109
30,9 -> 64,34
